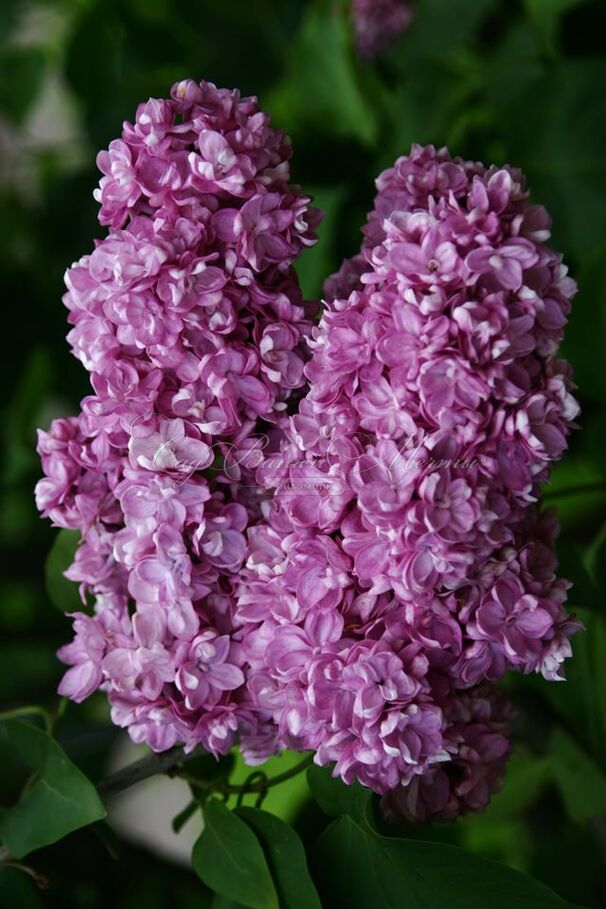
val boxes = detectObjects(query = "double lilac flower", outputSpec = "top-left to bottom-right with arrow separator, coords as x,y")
236,144 -> 580,818
37,91 -> 580,824
36,79 -> 319,756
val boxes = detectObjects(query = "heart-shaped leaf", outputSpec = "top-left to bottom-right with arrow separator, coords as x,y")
192,799 -> 278,909
237,807 -> 321,909
0,720 -> 106,858
312,815 -> 569,909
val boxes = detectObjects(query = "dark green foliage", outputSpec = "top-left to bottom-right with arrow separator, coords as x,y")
192,799 -> 279,909
0,720 -> 106,858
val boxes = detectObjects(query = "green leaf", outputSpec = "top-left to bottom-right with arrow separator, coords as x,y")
556,539 -> 603,613
4,348 -> 54,486
0,642 -> 56,702
380,0 -> 501,160
307,763 -> 371,822
192,799 -> 278,909
458,751 -> 552,873
524,0 -> 586,48
0,0 -> 21,52
312,816 -> 569,909
211,897 -> 246,909
0,48 -> 46,125
471,751 -> 552,823
296,185 -> 345,302
544,455 -> 606,533
587,519 -> 606,596
267,1 -> 377,146
500,58 -> 606,272
534,608 -> 606,769
45,528 -> 82,613
236,808 -> 322,909
0,866 -> 45,909
0,720 -> 106,858
550,727 -> 606,824
393,0 -> 499,66
565,242 -> 606,403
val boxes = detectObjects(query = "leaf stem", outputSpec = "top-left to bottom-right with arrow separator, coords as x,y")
0,856 -> 49,889
176,753 -> 314,797
97,747 -> 312,809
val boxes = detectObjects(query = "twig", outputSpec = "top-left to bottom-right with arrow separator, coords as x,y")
0,856 -> 49,889
176,753 -> 314,797
97,745 -> 207,800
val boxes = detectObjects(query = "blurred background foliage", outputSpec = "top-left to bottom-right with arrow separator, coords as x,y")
1,0 -> 606,906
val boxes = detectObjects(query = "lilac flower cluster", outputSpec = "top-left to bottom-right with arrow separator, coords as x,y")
236,145 -> 580,818
37,96 -> 579,821
35,79 -> 320,755
351,0 -> 413,59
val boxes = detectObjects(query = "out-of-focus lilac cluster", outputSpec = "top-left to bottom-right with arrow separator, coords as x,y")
35,80 -> 320,755
236,145 -> 580,819
351,0 -> 413,59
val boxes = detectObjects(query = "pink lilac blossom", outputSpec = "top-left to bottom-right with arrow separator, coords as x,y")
381,685 -> 511,821
37,120 -> 579,823
35,79 -> 320,759
351,0 -> 413,59
235,144 -> 580,818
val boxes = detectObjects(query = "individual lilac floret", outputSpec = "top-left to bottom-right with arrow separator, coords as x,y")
237,144 -> 580,817
35,79 -> 319,759
381,686 -> 511,821
351,0 -> 413,59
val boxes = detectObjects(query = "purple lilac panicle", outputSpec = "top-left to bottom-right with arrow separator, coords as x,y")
351,0 -> 413,59
38,118 -> 579,821
36,79 -> 319,759
236,144 -> 580,817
